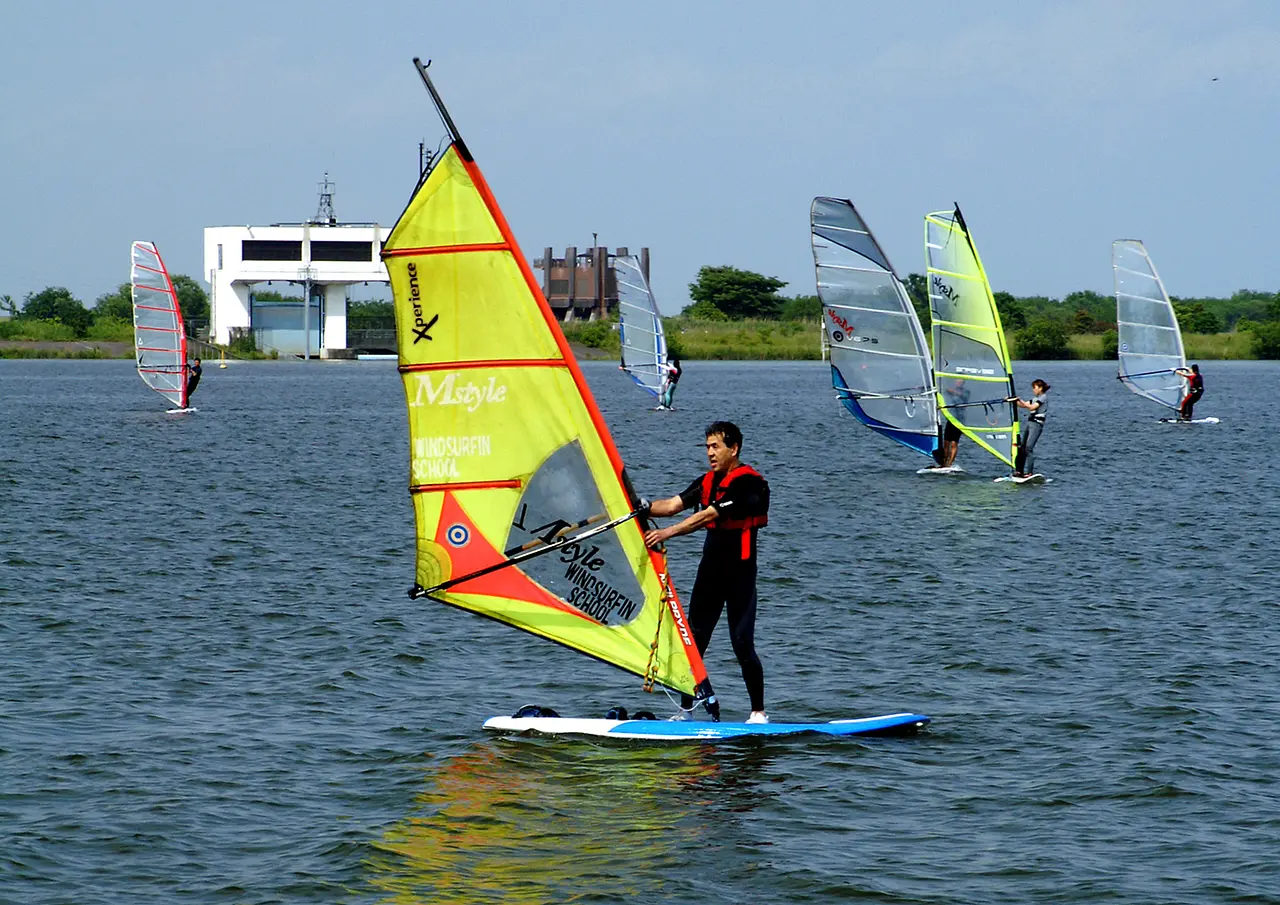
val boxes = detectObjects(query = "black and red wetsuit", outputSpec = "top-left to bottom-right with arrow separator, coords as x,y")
1180,371 -> 1204,420
676,464 -> 770,712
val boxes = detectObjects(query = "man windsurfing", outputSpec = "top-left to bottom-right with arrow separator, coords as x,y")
1173,364 -> 1204,421
185,358 -> 203,404
642,421 -> 770,722
659,353 -> 682,410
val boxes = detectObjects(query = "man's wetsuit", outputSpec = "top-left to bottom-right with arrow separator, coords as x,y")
676,464 -> 769,712
185,361 -> 202,403
1180,371 -> 1204,420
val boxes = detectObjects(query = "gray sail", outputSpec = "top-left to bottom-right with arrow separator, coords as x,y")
811,197 -> 937,457
614,255 -> 667,399
1112,240 -> 1186,410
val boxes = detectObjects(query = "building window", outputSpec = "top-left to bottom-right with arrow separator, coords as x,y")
243,240 -> 302,261
311,240 -> 373,262
217,244 -> 223,270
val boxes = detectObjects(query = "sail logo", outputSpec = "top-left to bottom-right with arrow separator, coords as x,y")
406,262 -> 439,343
954,366 -> 996,376
932,275 -> 960,304
446,524 -> 470,547
411,372 -> 508,412
826,309 -> 878,345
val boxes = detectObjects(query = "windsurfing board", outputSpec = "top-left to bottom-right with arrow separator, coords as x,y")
1159,417 -> 1219,424
917,465 -> 965,475
483,712 -> 930,741
166,406 -> 198,414
993,473 -> 1050,484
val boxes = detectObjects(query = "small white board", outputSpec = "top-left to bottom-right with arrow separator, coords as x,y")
994,473 -> 1050,484
1159,416 -> 1220,424
652,405 -> 674,412
483,712 -> 930,742
917,465 -> 966,475
166,406 -> 198,414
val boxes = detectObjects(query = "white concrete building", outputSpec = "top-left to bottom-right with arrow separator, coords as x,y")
203,223 -> 389,357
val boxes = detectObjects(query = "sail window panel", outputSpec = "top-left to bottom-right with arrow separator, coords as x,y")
925,220 -> 970,276
1118,294 -> 1176,329
935,328 -> 1009,381
856,395 -> 938,435
817,266 -> 907,314
508,443 -> 646,627
1124,372 -> 1183,408
1120,323 -> 1182,358
135,328 -> 182,351
813,226 -> 892,274
1114,269 -> 1162,303
133,295 -> 179,328
825,306 -> 925,357
832,344 -> 932,395
391,252 -> 561,365
132,269 -> 171,293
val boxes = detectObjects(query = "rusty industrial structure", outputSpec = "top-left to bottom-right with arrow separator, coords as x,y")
535,246 -> 650,321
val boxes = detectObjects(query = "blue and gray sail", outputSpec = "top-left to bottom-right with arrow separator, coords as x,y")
810,197 -> 938,456
614,255 -> 668,400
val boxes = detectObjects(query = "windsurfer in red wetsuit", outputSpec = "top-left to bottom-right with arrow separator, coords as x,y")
643,421 -> 770,723
1174,364 -> 1204,421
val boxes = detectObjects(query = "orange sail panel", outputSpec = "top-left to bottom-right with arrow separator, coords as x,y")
383,141 -> 707,695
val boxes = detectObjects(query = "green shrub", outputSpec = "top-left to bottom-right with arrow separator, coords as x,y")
0,318 -> 78,341
1250,321 -> 1280,359
1101,328 -> 1118,360
681,299 -> 728,321
1015,318 -> 1071,359
85,316 -> 134,342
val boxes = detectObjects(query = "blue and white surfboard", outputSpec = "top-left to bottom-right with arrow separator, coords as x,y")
483,712 -> 930,741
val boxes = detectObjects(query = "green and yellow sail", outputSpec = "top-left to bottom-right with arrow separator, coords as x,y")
925,206 -> 1019,467
383,59 -> 708,697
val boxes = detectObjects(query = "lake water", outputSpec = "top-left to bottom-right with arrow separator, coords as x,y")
2,358 -> 1277,904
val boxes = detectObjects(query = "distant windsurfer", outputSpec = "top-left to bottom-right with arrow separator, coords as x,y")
659,353 -> 682,409
185,358 -> 203,403
1010,379 -> 1050,477
642,421 -> 770,723
1174,364 -> 1203,421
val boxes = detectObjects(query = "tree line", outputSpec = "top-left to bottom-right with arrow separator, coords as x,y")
683,265 -> 1280,358
0,279 -> 210,342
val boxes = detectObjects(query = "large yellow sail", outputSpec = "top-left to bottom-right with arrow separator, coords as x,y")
925,207 -> 1019,467
383,60 -> 709,697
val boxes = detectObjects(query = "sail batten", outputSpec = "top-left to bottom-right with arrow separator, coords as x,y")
130,241 -> 188,410
811,197 -> 937,458
384,61 -> 708,698
924,207 -> 1018,467
1112,240 -> 1186,410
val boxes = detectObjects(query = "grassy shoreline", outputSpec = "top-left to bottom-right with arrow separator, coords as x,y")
1,326 -> 1268,362
561,318 -> 1267,361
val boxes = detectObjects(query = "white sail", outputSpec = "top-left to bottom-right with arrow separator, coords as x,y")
811,197 -> 937,456
1112,240 -> 1186,410
614,255 -> 667,398
131,241 -> 188,409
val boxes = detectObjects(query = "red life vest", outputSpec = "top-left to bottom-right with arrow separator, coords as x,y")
700,464 -> 768,560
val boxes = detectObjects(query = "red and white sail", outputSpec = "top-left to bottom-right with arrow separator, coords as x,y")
131,241 -> 189,409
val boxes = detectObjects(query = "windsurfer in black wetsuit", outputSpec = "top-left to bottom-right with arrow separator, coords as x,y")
642,421 -> 770,723
1174,364 -> 1204,421
928,379 -> 967,469
659,353 -> 682,409
185,358 -> 203,404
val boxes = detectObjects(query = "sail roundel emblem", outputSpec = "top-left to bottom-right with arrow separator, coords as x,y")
446,524 -> 471,547
1120,342 -> 1130,352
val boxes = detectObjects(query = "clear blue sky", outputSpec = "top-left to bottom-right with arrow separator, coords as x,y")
2,1 -> 1277,311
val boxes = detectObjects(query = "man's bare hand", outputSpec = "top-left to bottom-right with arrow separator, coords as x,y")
644,527 -> 671,549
